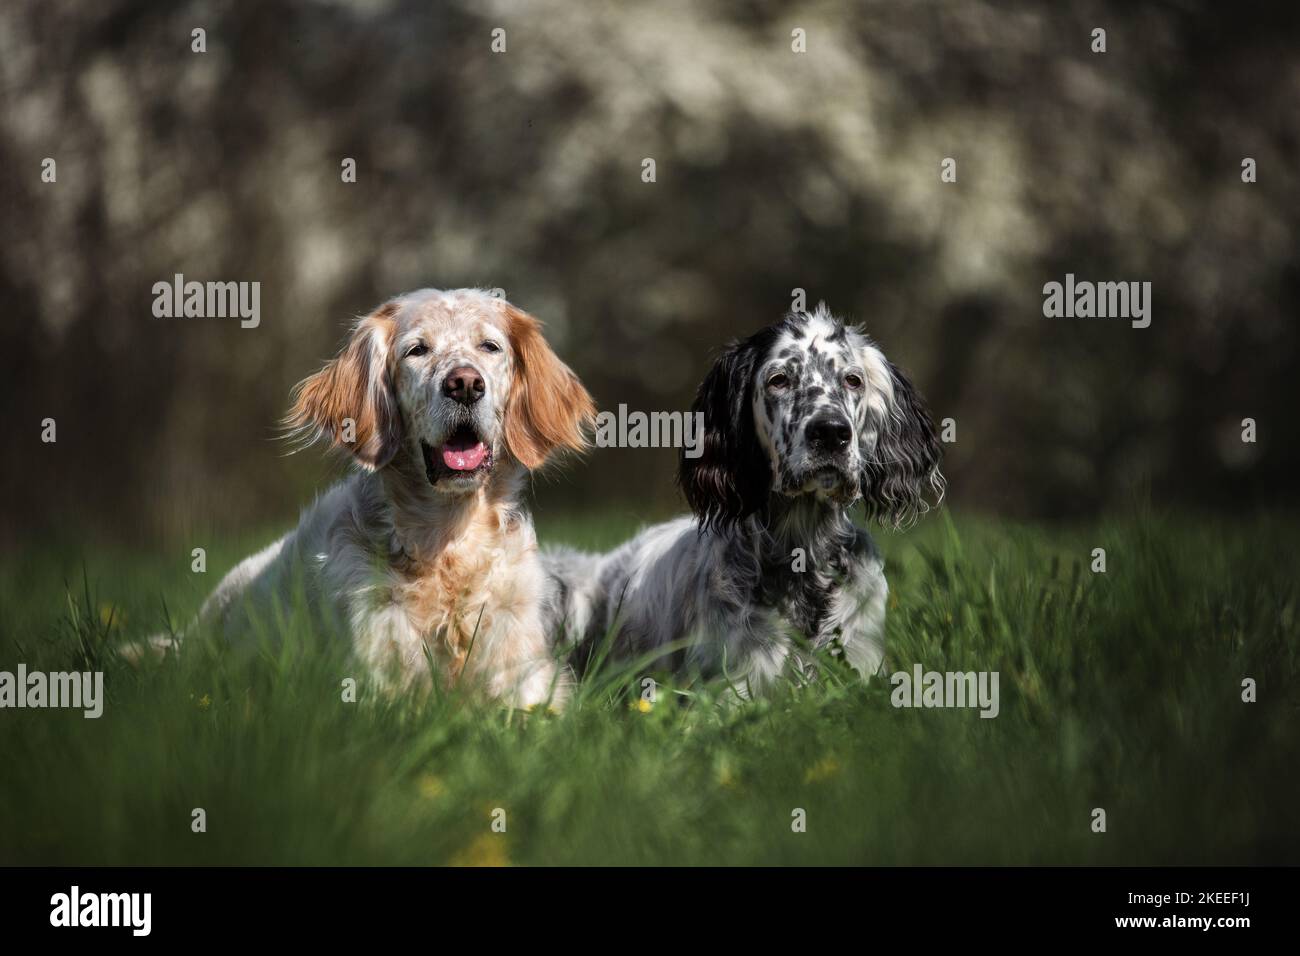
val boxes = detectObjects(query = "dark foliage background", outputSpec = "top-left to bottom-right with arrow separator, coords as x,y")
2,0 -> 1297,548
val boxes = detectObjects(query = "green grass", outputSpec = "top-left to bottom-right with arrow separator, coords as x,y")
1,508 -> 1297,865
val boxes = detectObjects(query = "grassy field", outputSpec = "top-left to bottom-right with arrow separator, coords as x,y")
1,507 -> 1297,865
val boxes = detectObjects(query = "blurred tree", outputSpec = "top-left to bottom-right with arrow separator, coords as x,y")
1,0 -> 1296,547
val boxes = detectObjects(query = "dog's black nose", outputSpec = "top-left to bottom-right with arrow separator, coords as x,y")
806,415 -> 852,452
443,366 -> 485,405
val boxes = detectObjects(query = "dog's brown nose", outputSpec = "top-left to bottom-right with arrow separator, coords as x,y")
443,366 -> 485,405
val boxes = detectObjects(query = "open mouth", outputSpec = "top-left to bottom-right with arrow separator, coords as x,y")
421,425 -> 492,485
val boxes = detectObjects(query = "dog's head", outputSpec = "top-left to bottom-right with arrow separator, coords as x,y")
679,304 -> 943,530
287,289 -> 594,494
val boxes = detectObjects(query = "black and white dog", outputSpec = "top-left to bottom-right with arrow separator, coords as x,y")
543,304 -> 944,696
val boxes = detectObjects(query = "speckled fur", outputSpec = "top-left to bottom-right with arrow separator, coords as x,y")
543,305 -> 943,696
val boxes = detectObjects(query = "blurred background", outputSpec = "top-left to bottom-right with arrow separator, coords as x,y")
2,0 -> 1297,551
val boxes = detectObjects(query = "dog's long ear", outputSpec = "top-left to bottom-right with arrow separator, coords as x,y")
678,333 -> 773,531
285,302 -> 403,470
502,304 -> 595,470
858,342 -> 944,528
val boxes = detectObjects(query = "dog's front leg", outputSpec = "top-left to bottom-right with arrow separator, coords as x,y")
350,600 -> 439,695
825,530 -> 889,679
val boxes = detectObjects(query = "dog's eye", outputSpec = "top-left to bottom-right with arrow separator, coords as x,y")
479,340 -> 503,354
844,372 -> 864,390
404,343 -> 429,359
766,372 -> 790,390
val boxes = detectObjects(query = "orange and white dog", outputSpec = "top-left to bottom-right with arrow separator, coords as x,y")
147,289 -> 593,708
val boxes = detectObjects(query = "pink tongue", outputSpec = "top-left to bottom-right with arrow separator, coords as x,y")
441,441 -> 487,471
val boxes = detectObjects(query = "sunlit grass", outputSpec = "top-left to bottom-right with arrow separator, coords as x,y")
0,508 -> 1296,865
